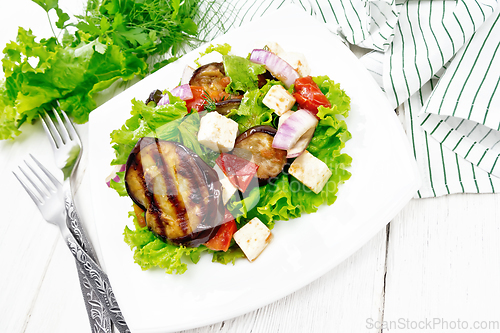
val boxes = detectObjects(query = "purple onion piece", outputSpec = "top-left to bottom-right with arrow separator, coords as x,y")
249,49 -> 300,88
158,84 -> 194,105
272,110 -> 318,150
106,164 -> 126,187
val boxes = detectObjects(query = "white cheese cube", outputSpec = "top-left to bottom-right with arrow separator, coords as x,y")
198,112 -> 239,153
289,150 -> 332,194
254,41 -> 285,55
262,85 -> 296,116
213,163 -> 238,204
233,217 -> 272,262
278,51 -> 311,77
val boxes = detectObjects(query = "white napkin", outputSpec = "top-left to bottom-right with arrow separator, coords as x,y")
208,0 -> 500,198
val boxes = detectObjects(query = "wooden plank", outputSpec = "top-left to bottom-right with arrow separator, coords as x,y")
181,228 -> 388,333
0,124 -> 61,333
24,238 -> 89,333
383,194 -> 500,331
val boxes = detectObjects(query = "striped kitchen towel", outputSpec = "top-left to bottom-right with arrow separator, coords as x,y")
359,0 -> 500,197
417,5 -> 500,196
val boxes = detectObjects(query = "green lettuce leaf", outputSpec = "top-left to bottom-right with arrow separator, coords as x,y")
227,80 -> 282,132
109,171 -> 127,197
223,55 -> 265,95
124,210 -> 208,274
211,247 -> 245,265
0,27 -> 148,140
109,96 -> 188,165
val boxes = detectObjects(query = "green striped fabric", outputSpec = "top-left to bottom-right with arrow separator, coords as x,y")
385,0 -> 497,109
360,1 -> 500,197
418,6 -> 500,192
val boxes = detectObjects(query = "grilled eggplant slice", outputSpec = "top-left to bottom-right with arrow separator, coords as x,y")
215,99 -> 241,115
125,137 -> 224,246
233,126 -> 288,185
189,62 -> 228,96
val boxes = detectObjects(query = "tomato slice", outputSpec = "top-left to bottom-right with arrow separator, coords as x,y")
185,86 -> 207,113
216,153 -> 259,193
293,76 -> 331,115
204,209 -> 237,252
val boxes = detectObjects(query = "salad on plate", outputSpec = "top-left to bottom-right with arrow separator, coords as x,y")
107,42 -> 352,274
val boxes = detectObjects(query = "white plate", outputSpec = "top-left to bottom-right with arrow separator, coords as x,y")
88,5 -> 420,332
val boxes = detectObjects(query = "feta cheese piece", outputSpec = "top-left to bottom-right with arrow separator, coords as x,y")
233,217 -> 272,262
198,112 -> 239,153
279,52 -> 311,77
289,150 -> 332,194
262,85 -> 296,116
254,41 -> 285,55
213,163 -> 238,204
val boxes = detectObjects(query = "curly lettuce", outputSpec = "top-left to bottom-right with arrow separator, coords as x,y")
124,211 -> 208,274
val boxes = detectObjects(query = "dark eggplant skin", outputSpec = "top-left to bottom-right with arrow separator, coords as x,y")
215,99 -> 241,115
145,89 -> 163,105
257,70 -> 277,88
234,125 -> 278,144
233,126 -> 288,186
189,62 -> 227,93
124,137 -> 224,246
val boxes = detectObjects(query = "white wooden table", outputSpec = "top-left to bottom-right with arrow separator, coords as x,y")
2,1 -> 500,332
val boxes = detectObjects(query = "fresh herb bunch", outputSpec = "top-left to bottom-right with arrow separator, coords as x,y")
0,0 -> 228,140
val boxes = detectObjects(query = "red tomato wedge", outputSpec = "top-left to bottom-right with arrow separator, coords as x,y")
204,209 -> 237,252
215,153 -> 259,193
185,86 -> 207,113
293,76 -> 331,115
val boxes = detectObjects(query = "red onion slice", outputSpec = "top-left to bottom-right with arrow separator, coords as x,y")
286,127 -> 315,158
106,164 -> 126,187
158,84 -> 194,105
272,109 -> 318,150
249,49 -> 300,88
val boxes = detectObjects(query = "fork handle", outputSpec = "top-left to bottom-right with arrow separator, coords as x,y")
61,229 -> 131,333
75,260 -> 113,333
64,191 -> 113,333
65,190 -> 100,263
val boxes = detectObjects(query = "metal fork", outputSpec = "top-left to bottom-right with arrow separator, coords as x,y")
13,155 -> 130,333
40,107 -> 114,333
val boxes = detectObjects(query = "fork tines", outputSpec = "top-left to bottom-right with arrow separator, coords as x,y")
13,154 -> 61,205
40,105 -> 79,150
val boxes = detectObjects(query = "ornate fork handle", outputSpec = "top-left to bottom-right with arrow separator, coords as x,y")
75,263 -> 112,333
61,224 -> 130,333
65,190 -> 99,262
65,193 -> 112,333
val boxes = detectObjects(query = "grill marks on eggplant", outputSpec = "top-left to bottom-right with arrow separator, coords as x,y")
125,138 -> 223,246
155,141 -> 190,236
